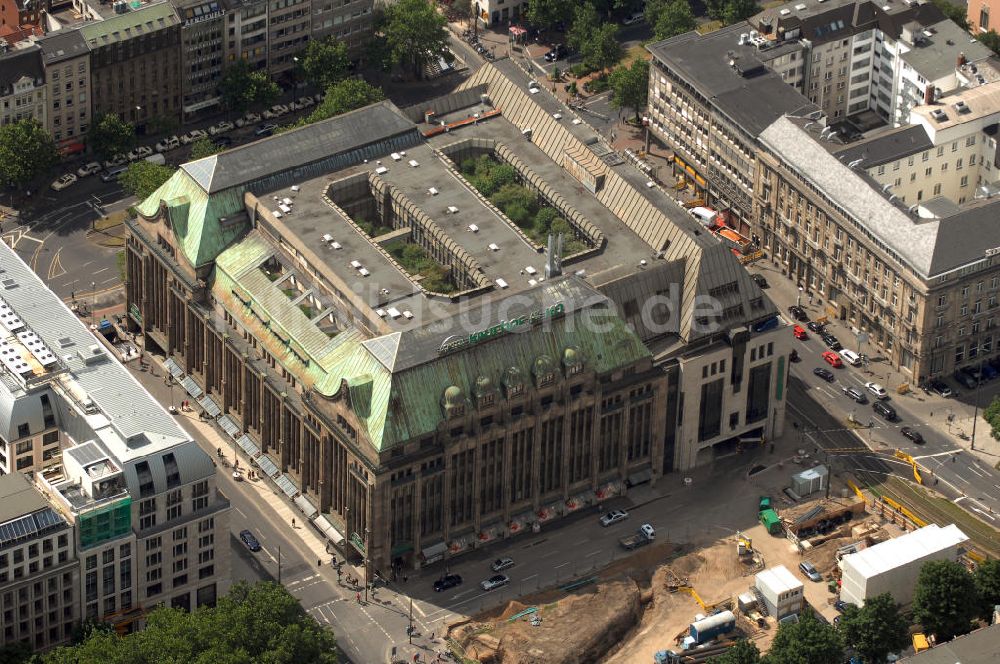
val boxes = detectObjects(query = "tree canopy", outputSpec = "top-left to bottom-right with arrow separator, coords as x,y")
41,582 -> 337,664
526,0 -> 574,31
723,0 -> 758,24
709,639 -> 761,663
978,30 -> 1000,56
120,161 -> 176,202
765,609 -> 844,664
307,79 -> 385,123
0,119 -> 59,187
973,559 -> 1000,621
609,58 -> 649,122
912,559 -> 979,640
219,60 -> 280,113
378,0 -> 450,79
647,0 -> 697,41
299,37 -> 350,91
567,3 -> 601,54
189,137 -> 224,161
87,114 -> 136,162
836,593 -> 909,664
581,23 -> 622,73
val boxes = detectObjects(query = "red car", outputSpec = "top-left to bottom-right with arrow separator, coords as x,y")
793,325 -> 808,340
822,351 -> 843,368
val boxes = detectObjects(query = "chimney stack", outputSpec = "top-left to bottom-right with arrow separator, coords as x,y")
924,85 -> 934,105
958,52 -> 967,67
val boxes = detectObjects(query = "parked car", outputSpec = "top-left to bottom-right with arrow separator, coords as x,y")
622,11 -> 644,24
792,325 -> 807,340
954,370 -> 977,389
834,599 -> 850,613
236,112 -> 261,127
822,351 -> 843,368
842,386 -> 867,404
865,382 -> 889,400
50,173 -> 78,191
639,523 -> 655,539
127,146 -> 153,161
799,561 -> 822,582
839,349 -> 861,366
807,320 -> 825,333
255,123 -> 278,137
287,100 -> 304,111
239,529 -> 261,552
433,573 -> 462,592
751,274 -> 768,289
983,364 -> 999,380
491,557 -> 515,572
873,400 -> 897,421
813,367 -> 835,382
100,164 -> 129,183
180,129 -> 208,145
103,154 -> 127,169
787,305 -> 808,321
209,120 -> 234,135
480,574 -> 510,591
544,44 -> 568,62
156,136 -> 180,153
822,333 -> 842,351
901,426 -> 925,444
929,379 -> 953,397
314,91 -> 325,103
262,104 -> 289,119
296,96 -> 315,108
213,136 -> 234,148
600,509 -> 629,527
77,161 -> 102,177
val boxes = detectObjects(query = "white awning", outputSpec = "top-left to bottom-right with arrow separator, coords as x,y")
180,375 -> 203,399
255,454 -> 278,477
198,395 -> 221,418
313,515 -> 345,546
294,494 -> 318,519
218,415 -> 240,439
236,434 -> 260,458
164,357 -> 184,379
275,474 -> 298,498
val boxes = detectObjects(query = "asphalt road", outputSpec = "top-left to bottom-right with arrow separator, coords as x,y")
784,330 -> 1000,522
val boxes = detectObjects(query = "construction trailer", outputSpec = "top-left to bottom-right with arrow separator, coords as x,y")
689,611 -> 737,644
839,524 -> 969,608
754,565 -> 804,619
790,465 -> 828,496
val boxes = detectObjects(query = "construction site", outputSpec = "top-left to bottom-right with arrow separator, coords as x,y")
442,451 -> 958,663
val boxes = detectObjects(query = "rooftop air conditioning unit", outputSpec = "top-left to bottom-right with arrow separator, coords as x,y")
954,100 -> 970,113
79,344 -> 106,365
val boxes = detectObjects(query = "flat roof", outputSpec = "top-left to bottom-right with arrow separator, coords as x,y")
899,623 -> 1000,663
832,124 -> 933,167
647,24 -> 819,138
842,524 -> 968,579
756,565 -> 803,594
898,19 -> 993,84
0,473 -> 48,525
911,79 -> 1000,131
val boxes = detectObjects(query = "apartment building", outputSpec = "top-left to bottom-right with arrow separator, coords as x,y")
0,44 -> 45,127
474,0 -> 528,28
0,0 -> 44,39
266,0 -> 310,76
80,1 -> 183,133
224,0 -> 268,69
310,0 -> 372,53
969,0 -> 997,33
646,23 -> 819,231
36,29 -> 90,156
171,0 -> 226,121
748,0 -> 995,125
0,473 -> 79,652
0,239 -> 231,632
124,60 -> 787,575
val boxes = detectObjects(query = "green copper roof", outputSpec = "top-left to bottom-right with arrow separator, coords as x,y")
79,2 -> 179,45
137,168 -> 249,269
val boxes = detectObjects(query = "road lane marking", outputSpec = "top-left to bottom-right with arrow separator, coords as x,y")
411,600 -> 427,618
554,562 -> 569,569
954,474 -> 971,484
540,549 -> 559,558
954,496 -> 966,503
585,550 -> 602,558
92,267 -> 108,275
234,507 -> 247,519
452,589 -> 475,600
523,574 -> 538,581
287,574 -> 318,588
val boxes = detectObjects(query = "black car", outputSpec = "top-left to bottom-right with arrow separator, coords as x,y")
842,386 -> 867,404
814,367 -> 835,382
255,123 -> 278,137
213,136 -> 234,147
873,400 -> 897,421
834,599 -> 850,613
789,349 -> 800,363
787,305 -> 808,321
901,426 -> 924,444
239,529 -> 261,552
822,333 -> 842,351
544,44 -> 568,62
954,370 -> 977,389
751,274 -> 769,289
929,379 -> 953,397
807,321 -> 824,333
433,573 -> 463,592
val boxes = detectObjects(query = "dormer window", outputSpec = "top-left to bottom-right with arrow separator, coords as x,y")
506,383 -> 524,398
537,371 -> 555,387
479,393 -> 495,408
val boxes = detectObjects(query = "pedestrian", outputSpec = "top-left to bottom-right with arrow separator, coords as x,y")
356,592 -> 361,603
291,517 -> 296,528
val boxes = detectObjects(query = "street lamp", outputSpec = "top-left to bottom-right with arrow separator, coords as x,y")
797,286 -> 804,307
166,374 -> 176,414
363,526 -> 371,602
968,338 -> 991,451
90,281 -> 97,324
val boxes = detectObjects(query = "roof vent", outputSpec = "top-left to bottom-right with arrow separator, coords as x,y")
794,3 -> 806,9
78,344 -> 107,365
953,100 -> 970,113
779,8 -> 790,15
1,278 -> 16,289
930,108 -> 948,122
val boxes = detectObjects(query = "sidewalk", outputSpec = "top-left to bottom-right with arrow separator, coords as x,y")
746,258 -> 1000,468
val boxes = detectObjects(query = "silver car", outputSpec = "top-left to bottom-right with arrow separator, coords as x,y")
480,574 -> 510,591
600,509 -> 629,527
491,557 -> 514,572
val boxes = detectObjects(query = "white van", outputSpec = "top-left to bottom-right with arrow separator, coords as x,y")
839,349 -> 861,366
688,206 -> 719,226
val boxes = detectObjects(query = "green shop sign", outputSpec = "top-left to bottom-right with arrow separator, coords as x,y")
350,532 -> 365,554
437,302 -> 565,354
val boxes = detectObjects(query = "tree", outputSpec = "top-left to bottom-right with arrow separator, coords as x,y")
86,114 -> 136,162
0,641 -> 32,664
581,23 -> 622,73
568,3 -> 601,53
190,137 -> 224,160
307,79 -> 385,123
42,582 -> 337,664
765,609 -> 844,664
609,58 -> 649,122
219,60 -> 280,114
526,0 -> 574,31
648,0 -> 696,41
120,161 -> 176,202
379,0 -> 450,79
723,0 -> 758,24
985,396 -> 1000,439
912,559 -> 979,640
836,593 -> 909,664
710,639 -> 761,664
929,0 -> 968,30
0,119 -> 59,187
978,30 -> 1000,55
299,36 -> 350,91
973,559 -> 1000,621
